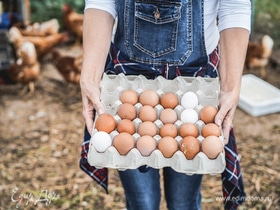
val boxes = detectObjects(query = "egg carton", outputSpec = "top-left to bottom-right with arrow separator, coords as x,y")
88,73 -> 226,175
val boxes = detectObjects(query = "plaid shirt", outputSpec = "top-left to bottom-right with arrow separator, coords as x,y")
80,46 -> 246,209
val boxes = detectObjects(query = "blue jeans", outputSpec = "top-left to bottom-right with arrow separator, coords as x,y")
118,167 -> 202,210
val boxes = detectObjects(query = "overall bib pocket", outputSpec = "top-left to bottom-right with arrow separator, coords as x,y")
134,1 -> 182,58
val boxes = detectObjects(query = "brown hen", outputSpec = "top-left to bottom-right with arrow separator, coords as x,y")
18,19 -> 60,36
51,50 -> 82,84
7,41 -> 40,92
62,4 -> 83,44
9,26 -> 68,59
245,35 -> 274,79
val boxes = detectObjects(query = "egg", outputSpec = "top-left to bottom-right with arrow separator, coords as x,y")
158,136 -> 178,158
180,108 -> 198,124
91,131 -> 112,152
119,89 -> 139,105
179,136 -> 200,160
201,135 -> 223,159
179,123 -> 199,138
113,132 -> 135,155
137,121 -> 157,136
136,135 -> 157,156
159,108 -> 177,124
117,103 -> 137,120
159,123 -> 178,138
181,91 -> 198,109
160,92 -> 179,109
117,119 -> 136,134
95,113 -> 116,133
138,105 -> 157,122
200,105 -> 218,123
201,123 -> 221,137
139,89 -> 159,107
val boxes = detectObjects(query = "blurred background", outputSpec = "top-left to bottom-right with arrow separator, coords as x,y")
0,0 -> 279,209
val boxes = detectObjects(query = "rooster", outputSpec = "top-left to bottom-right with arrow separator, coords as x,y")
245,35 -> 274,79
62,4 -> 83,44
8,26 -> 68,59
3,41 -> 41,92
50,49 -> 82,84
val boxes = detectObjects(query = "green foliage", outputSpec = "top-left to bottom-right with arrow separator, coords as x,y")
253,0 -> 280,47
30,0 -> 84,23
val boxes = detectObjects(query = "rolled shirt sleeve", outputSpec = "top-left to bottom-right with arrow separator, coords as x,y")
218,0 -> 252,33
85,0 -> 117,18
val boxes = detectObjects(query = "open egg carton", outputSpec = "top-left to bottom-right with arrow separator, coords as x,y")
88,73 -> 226,175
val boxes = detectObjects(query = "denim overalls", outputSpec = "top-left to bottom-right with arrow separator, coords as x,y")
81,0 -> 246,209
106,0 -> 219,80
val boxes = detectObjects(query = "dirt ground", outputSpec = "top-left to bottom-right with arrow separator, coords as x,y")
0,44 -> 279,210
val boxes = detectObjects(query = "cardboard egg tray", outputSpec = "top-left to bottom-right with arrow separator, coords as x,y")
88,73 -> 226,175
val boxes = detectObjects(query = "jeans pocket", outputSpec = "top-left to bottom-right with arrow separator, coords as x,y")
134,1 -> 182,58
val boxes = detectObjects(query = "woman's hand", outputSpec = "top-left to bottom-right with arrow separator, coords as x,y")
215,89 -> 240,144
80,79 -> 105,135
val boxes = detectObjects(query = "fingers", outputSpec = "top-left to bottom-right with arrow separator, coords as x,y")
82,98 -> 94,135
215,104 -> 235,145
221,115 -> 232,145
81,89 -> 105,135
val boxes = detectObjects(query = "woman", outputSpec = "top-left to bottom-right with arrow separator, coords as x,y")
80,0 -> 251,209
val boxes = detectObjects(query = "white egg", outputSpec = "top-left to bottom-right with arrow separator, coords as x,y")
91,131 -> 112,152
181,91 -> 198,109
180,109 -> 198,124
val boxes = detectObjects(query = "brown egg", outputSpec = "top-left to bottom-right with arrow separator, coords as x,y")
201,135 -> 223,159
160,92 -> 179,109
201,123 -> 221,137
200,105 -> 218,123
179,123 -> 199,138
159,108 -> 177,124
113,132 -> 135,155
117,103 -> 137,120
158,136 -> 178,158
159,124 -> 178,138
137,121 -> 157,136
119,89 -> 138,105
136,135 -> 157,156
179,136 -> 200,160
117,119 -> 136,134
95,113 -> 116,133
138,105 -> 157,122
139,89 -> 159,107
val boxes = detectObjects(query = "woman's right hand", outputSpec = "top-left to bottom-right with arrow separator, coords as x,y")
80,79 -> 105,136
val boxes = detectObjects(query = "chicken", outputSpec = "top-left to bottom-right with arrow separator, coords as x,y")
18,19 -> 60,36
8,26 -> 68,59
245,35 -> 274,79
51,49 -> 82,84
62,4 -> 83,44
6,41 -> 40,92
